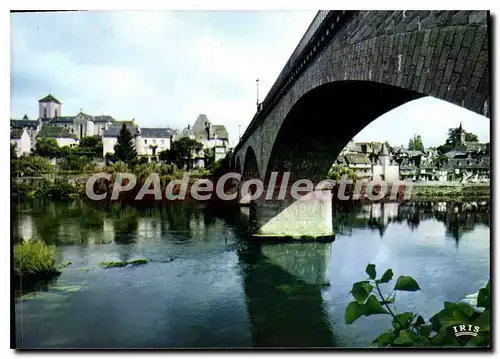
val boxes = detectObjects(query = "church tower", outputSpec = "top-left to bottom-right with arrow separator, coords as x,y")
38,93 -> 62,120
458,121 -> 466,144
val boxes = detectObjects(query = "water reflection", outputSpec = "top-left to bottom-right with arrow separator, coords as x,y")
332,201 -> 490,246
12,199 -> 490,348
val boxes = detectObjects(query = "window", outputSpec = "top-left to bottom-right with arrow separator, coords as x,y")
161,139 -> 164,144
153,139 -> 156,144
43,108 -> 47,118
144,139 -> 147,144
55,109 -> 59,117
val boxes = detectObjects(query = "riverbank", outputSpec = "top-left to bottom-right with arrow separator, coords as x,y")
411,182 -> 490,200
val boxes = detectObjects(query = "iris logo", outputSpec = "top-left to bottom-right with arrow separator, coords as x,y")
453,325 -> 480,337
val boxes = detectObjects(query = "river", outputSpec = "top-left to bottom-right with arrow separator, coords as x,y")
12,199 -> 490,348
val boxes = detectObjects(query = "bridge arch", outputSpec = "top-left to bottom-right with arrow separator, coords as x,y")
235,156 -> 242,173
264,80 -> 425,180
243,146 -> 260,180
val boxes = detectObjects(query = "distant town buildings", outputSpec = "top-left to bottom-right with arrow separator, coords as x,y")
10,94 -> 231,166
336,123 -> 490,183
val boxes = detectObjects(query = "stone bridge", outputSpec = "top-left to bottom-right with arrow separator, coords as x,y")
232,10 -> 490,239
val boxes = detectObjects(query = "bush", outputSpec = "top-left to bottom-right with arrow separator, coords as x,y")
12,155 -> 54,177
327,164 -> 357,181
13,240 -> 61,279
345,263 -> 490,347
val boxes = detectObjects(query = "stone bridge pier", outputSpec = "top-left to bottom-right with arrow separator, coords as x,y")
237,179 -> 334,240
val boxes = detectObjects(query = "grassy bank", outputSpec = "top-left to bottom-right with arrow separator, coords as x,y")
412,183 -> 490,199
13,241 -> 61,281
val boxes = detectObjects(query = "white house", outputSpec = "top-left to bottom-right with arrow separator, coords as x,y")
372,144 -> 400,182
11,114 -> 41,148
10,128 -> 31,156
139,128 -> 173,160
102,123 -> 141,157
176,114 -> 230,167
37,125 -> 80,147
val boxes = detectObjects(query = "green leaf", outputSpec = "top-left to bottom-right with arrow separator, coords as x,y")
444,301 -> 476,318
350,281 -> 373,303
418,324 -> 433,337
472,309 -> 490,332
366,264 -> 376,279
345,301 -> 364,324
394,275 -> 421,292
477,281 -> 490,309
372,331 -> 395,346
394,312 -> 415,329
415,315 -> 425,326
364,295 -> 390,316
379,269 -> 394,283
393,329 -> 416,346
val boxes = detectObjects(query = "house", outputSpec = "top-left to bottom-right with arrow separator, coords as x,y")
11,128 -> 31,157
176,114 -> 230,166
371,143 -> 399,182
439,157 -> 490,182
344,153 -> 372,179
139,127 -> 174,161
102,124 -> 141,157
11,114 -> 41,148
37,125 -> 79,148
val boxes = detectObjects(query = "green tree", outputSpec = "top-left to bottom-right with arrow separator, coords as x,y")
33,138 -> 60,158
408,135 -> 424,151
11,143 -> 17,159
164,138 -> 203,170
113,124 -> 137,164
437,126 -> 480,155
327,164 -> 357,181
79,136 -> 103,158
204,148 -> 215,169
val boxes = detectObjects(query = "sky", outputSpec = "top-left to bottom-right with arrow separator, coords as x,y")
10,11 -> 490,148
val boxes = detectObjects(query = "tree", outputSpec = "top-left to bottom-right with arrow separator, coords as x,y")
437,126 -> 480,155
113,124 -> 137,164
11,143 -> 17,159
33,138 -> 60,158
164,138 -> 203,170
79,136 -> 103,158
204,148 -> 216,169
408,135 -> 424,151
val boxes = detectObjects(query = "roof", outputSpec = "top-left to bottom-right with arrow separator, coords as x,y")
406,150 -> 424,157
22,114 -> 29,120
443,150 -> 467,158
93,115 -> 116,123
49,116 -> 75,124
39,94 -> 61,104
11,119 -> 39,128
38,125 -> 78,139
442,157 -> 490,170
140,127 -> 173,138
103,124 -> 139,137
211,125 -> 228,140
10,128 -> 25,139
345,153 -> 371,165
378,143 -> 389,156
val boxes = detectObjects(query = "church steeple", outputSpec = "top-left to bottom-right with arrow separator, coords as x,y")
458,121 -> 466,144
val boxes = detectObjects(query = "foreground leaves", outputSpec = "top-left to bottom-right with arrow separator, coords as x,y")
344,263 -> 490,348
